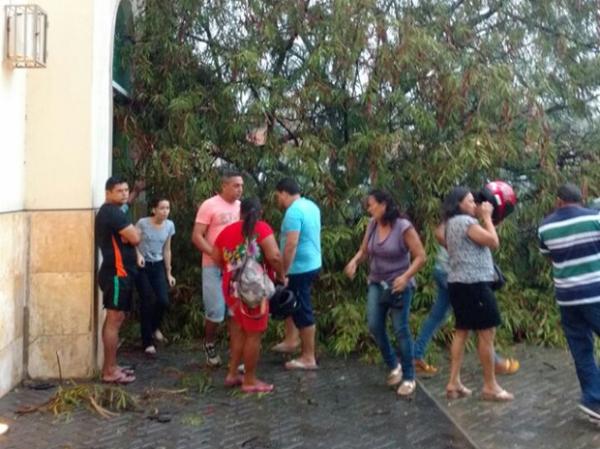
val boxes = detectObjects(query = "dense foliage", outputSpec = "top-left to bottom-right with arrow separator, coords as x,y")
115,0 -> 600,357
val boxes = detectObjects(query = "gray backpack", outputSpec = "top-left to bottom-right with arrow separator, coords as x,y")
232,239 -> 275,309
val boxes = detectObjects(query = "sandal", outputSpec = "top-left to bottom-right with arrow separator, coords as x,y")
446,385 -> 472,399
495,357 -> 520,375
285,359 -> 318,371
102,372 -> 136,385
415,359 -> 438,376
481,389 -> 514,402
241,381 -> 274,394
118,365 -> 135,376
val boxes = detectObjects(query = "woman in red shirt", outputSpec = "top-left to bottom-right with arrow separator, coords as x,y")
213,198 -> 285,393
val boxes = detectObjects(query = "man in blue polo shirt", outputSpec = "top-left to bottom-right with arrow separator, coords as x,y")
538,183 -> 600,421
274,178 -> 322,370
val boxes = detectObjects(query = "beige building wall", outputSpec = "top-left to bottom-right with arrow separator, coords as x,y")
0,1 -> 28,398
24,0 -> 96,379
1,0 -> 124,395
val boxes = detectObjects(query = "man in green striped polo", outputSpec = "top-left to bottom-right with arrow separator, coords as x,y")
538,183 -> 600,422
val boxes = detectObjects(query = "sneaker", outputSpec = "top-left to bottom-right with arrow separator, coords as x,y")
579,403 -> 600,421
415,359 -> 438,376
386,365 -> 402,386
144,345 -> 157,355
153,329 -> 167,343
204,343 -> 222,367
397,380 -> 416,396
0,423 -> 8,435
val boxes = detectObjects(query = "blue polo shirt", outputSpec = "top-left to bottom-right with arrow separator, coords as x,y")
280,197 -> 322,275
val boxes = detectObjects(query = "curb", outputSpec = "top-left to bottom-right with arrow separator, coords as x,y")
416,378 -> 482,449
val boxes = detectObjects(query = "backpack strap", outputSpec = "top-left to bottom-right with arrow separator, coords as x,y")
233,237 -> 252,282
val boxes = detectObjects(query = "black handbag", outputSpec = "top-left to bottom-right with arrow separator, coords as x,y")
491,263 -> 506,291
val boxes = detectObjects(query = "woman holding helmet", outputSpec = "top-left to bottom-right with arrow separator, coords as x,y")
442,186 -> 514,401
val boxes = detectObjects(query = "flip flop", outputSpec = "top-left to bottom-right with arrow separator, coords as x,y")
102,372 -> 136,385
284,359 -> 318,371
446,385 -> 473,399
495,357 -> 520,375
224,374 -> 243,388
481,389 -> 514,402
118,366 -> 135,376
241,382 -> 274,394
271,342 -> 300,354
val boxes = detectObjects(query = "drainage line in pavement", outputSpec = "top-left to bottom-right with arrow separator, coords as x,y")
416,379 -> 482,449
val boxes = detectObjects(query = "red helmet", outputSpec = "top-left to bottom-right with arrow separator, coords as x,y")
477,180 -> 517,225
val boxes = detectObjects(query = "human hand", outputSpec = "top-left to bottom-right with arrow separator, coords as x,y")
344,260 -> 357,279
167,274 -> 176,287
392,275 -> 408,294
137,254 -> 145,268
477,201 -> 494,219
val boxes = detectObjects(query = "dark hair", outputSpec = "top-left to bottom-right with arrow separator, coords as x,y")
221,169 -> 242,183
275,178 -> 301,195
105,176 -> 127,191
241,197 -> 262,239
149,196 -> 169,215
557,183 -> 582,203
368,189 -> 400,225
442,186 -> 472,221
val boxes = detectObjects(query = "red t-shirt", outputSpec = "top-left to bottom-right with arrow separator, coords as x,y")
214,220 -> 274,331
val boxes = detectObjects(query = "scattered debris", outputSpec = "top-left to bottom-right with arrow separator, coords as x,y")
180,412 -> 204,427
15,382 -> 138,419
179,372 -> 213,394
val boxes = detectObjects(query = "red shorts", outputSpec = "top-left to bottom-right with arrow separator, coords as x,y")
226,294 -> 269,333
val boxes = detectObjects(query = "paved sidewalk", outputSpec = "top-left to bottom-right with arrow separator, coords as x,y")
0,345 -> 472,449
0,344 -> 598,449
418,344 -> 600,449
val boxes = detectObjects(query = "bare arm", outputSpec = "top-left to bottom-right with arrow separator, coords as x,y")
163,236 -> 176,286
344,226 -> 370,279
392,227 -> 427,293
282,231 -> 300,274
434,223 -> 446,247
260,235 -> 286,283
135,246 -> 145,267
192,222 -> 212,255
211,244 -> 224,268
119,224 -> 141,246
467,202 -> 499,249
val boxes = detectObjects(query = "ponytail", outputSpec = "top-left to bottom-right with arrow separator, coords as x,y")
240,197 -> 262,239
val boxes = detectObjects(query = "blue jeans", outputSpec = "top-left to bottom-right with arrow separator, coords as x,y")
559,303 -> 600,408
367,283 -> 415,380
414,267 -> 450,360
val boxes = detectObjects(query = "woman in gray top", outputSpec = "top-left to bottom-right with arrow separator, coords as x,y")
345,190 -> 426,396
442,187 -> 513,402
135,197 -> 176,355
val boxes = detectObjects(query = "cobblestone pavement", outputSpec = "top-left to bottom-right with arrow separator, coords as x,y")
0,345 -> 473,449
418,344 -> 600,449
1,344 -> 598,449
